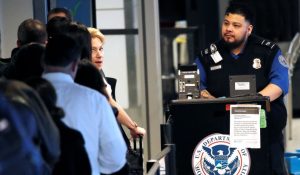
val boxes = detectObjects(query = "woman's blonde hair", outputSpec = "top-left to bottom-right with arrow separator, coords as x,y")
87,27 -> 105,43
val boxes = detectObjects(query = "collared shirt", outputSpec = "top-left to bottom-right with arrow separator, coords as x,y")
99,69 -> 112,96
43,72 -> 127,175
102,76 -> 112,96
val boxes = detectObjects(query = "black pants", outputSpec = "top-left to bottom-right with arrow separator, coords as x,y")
270,133 -> 288,175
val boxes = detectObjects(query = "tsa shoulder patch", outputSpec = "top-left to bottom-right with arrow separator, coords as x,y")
278,54 -> 289,68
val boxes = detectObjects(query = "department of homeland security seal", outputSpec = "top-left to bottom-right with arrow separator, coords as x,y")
192,133 -> 251,175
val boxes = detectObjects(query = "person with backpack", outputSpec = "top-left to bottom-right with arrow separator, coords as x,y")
0,80 -> 60,174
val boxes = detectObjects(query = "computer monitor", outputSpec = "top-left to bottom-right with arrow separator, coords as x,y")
229,74 -> 256,97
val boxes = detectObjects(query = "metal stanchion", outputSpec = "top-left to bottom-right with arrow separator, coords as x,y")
160,123 -> 172,149
285,32 -> 300,140
164,144 -> 176,175
147,160 -> 160,175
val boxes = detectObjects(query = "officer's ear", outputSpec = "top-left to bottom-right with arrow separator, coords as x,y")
247,24 -> 253,37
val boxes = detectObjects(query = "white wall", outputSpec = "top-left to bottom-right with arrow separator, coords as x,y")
96,0 -> 129,108
0,0 -> 33,58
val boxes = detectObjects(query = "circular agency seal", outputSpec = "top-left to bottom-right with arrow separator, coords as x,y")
192,133 -> 251,175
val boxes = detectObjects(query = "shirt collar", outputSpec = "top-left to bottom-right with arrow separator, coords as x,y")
231,53 -> 241,60
42,72 -> 74,83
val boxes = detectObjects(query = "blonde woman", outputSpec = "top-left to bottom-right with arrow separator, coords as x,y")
88,27 -> 146,138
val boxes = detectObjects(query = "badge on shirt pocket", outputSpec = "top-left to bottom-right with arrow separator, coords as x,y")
252,58 -> 262,69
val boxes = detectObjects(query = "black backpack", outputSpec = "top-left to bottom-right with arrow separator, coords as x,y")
0,92 -> 45,175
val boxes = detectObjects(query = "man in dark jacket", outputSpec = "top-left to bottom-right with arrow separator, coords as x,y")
196,2 -> 288,175
1,18 -> 47,77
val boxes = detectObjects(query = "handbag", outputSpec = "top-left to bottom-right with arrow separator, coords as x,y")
126,136 -> 143,175
119,125 -> 143,175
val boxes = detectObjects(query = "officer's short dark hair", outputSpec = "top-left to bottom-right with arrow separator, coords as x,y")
44,34 -> 81,67
225,1 -> 256,25
47,7 -> 72,21
17,19 -> 47,46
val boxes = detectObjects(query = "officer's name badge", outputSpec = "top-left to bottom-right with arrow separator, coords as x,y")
210,65 -> 222,71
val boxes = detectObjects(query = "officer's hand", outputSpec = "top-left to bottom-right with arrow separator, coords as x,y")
200,90 -> 216,99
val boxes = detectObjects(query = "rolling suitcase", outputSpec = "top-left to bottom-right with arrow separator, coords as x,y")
127,135 -> 143,175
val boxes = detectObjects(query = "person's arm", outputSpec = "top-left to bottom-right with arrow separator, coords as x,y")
258,83 -> 283,101
195,57 -> 207,91
108,96 -> 146,138
195,57 -> 216,99
103,75 -> 145,138
259,50 -> 289,102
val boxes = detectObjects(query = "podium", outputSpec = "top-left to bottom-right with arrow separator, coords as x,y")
168,96 -> 271,175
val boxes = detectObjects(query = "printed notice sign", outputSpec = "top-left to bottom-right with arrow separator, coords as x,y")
230,104 -> 261,148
